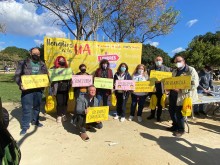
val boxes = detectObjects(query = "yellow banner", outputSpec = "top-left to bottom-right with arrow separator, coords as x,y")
94,77 -> 113,89
134,81 -> 155,92
150,70 -> 172,81
163,76 -> 191,90
44,37 -> 142,74
86,106 -> 109,123
21,74 -> 49,89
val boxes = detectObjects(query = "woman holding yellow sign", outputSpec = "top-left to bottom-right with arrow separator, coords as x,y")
129,64 -> 149,122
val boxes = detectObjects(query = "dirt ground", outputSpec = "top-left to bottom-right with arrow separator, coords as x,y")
3,102 -> 220,165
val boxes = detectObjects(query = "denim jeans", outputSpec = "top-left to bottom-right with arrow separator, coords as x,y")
21,90 -> 42,130
96,90 -> 109,106
130,94 -> 147,117
115,92 -> 129,117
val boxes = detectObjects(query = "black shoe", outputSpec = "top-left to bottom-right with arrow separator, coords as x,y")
157,117 -> 161,122
166,126 -> 177,132
199,111 -> 207,116
147,115 -> 155,120
174,131 -> 185,138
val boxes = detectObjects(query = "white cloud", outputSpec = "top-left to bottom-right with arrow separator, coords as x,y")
0,0 -> 66,37
186,19 -> 198,27
34,39 -> 43,46
171,47 -> 185,54
150,42 -> 159,47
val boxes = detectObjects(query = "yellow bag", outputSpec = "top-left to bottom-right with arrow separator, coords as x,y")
160,93 -> 167,109
111,93 -> 117,106
45,95 -> 57,113
150,94 -> 157,110
68,87 -> 74,100
181,97 -> 192,116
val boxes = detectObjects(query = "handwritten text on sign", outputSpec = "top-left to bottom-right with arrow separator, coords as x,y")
49,68 -> 72,81
135,81 -> 155,92
86,106 -> 109,123
72,75 -> 93,87
163,76 -> 192,90
21,74 -> 49,89
150,70 -> 172,81
94,77 -> 113,89
115,80 -> 135,90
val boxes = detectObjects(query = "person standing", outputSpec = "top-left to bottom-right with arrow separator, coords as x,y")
129,64 -> 148,122
113,63 -> 132,122
168,55 -> 199,137
94,59 -> 113,106
50,56 -> 72,123
147,56 -> 170,122
15,47 -> 48,135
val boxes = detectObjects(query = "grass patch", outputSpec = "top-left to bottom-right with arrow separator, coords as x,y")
0,73 -> 21,102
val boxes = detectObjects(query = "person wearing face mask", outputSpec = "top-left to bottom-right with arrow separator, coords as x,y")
50,56 -> 72,123
147,56 -> 170,122
74,64 -> 90,98
113,63 -> 132,122
193,65 -> 213,116
15,47 -> 48,135
167,55 -> 199,137
129,64 -> 149,122
94,59 -> 113,106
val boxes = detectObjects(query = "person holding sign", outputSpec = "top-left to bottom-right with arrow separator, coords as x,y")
168,55 -> 199,137
94,59 -> 113,106
113,63 -> 132,122
74,64 -> 90,98
50,56 -> 72,123
72,85 -> 103,141
15,47 -> 48,135
147,56 -> 170,122
129,64 -> 149,122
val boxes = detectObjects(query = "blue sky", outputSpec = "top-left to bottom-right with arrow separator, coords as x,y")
0,0 -> 220,56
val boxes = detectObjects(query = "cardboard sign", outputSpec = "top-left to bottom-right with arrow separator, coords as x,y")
21,74 -> 49,89
86,106 -> 109,123
163,76 -> 191,90
115,80 -> 135,90
94,77 -> 113,89
49,68 -> 72,81
150,70 -> 172,81
72,75 -> 93,87
134,81 -> 155,92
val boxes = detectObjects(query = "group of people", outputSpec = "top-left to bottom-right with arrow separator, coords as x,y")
14,47 -> 213,141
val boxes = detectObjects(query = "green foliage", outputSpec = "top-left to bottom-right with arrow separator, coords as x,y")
142,44 -> 171,67
0,46 -> 29,61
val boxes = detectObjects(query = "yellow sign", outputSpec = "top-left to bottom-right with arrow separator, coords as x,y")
44,37 -> 142,74
150,70 -> 172,81
94,77 -> 113,89
163,76 -> 191,90
21,74 -> 49,89
134,81 -> 155,92
86,106 -> 109,123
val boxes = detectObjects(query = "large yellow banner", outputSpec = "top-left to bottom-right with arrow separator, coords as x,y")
44,37 -> 142,74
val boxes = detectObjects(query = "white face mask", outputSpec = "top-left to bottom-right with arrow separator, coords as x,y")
138,69 -> 144,74
175,62 -> 183,68
155,61 -> 162,66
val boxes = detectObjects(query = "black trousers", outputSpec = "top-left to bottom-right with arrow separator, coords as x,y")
56,92 -> 68,116
115,92 -> 129,117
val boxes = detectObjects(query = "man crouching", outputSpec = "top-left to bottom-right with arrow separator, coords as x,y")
72,85 -> 103,141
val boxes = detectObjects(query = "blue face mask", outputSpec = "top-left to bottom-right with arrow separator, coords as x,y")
120,66 -> 126,72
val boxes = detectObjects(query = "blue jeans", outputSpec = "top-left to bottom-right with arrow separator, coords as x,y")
21,90 -> 42,130
130,94 -> 147,117
96,90 -> 109,106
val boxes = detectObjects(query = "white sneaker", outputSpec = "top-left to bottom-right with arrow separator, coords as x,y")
137,116 -> 142,122
113,115 -> 119,120
62,115 -> 67,122
120,117 -> 125,122
56,116 -> 62,123
128,116 -> 134,121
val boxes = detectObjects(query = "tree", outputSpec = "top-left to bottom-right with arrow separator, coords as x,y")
142,44 -> 171,67
101,0 -> 179,42
0,46 -> 29,61
25,0 -> 114,40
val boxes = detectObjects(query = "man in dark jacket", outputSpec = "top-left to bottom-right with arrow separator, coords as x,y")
14,47 -> 48,135
147,56 -> 170,122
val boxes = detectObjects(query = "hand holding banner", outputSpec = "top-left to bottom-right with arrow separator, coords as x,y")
94,77 -> 113,89
86,106 -> 109,123
115,80 -> 135,90
150,70 -> 172,81
134,81 -> 155,92
72,75 -> 93,87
